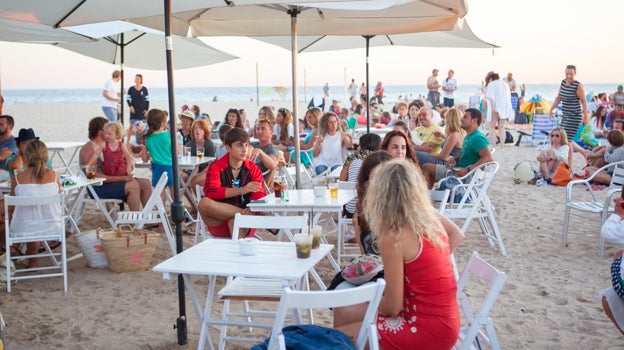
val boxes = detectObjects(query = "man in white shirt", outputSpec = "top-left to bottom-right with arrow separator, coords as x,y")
101,70 -> 121,122
348,79 -> 358,99
503,72 -> 519,111
484,71 -> 514,147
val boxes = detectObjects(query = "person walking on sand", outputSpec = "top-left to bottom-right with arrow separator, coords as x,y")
126,74 -> 149,144
348,78 -> 358,99
549,64 -> 589,138
442,69 -> 457,107
101,70 -> 122,122
483,71 -> 514,147
427,69 -> 441,107
323,83 -> 330,100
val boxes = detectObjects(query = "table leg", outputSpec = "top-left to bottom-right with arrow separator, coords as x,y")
198,275 -> 217,350
86,185 -> 116,228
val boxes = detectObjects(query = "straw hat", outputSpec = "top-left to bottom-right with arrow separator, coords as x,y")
179,110 -> 195,122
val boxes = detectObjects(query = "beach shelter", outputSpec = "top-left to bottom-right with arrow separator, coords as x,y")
58,21 -> 237,124
133,0 -> 469,187
255,19 -> 497,132
520,94 -> 552,114
0,17 -> 92,42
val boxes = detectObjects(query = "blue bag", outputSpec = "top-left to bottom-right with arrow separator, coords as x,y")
251,324 -> 355,350
437,176 -> 467,204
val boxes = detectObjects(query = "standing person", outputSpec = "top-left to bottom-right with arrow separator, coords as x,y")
126,74 -> 149,126
549,64 -> 589,138
614,85 -> 624,107
323,83 -> 330,101
335,159 -> 462,349
199,128 -> 266,238
141,109 -> 175,198
9,140 -> 61,269
374,81 -> 385,105
348,78 -> 358,99
483,71 -> 514,147
442,69 -> 457,107
426,69 -> 441,107
101,70 -> 122,122
360,82 -> 367,101
502,72 -> 519,111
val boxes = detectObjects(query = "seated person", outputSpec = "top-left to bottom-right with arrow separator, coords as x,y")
248,118 -> 279,187
606,105 -> 624,129
313,112 -> 353,175
601,186 -> 624,247
585,130 -> 624,184
413,107 -> 444,155
416,108 -> 465,167
422,108 -> 493,189
215,124 -> 234,159
601,249 -> 624,336
182,119 -> 217,207
271,107 -> 295,162
199,128 -> 266,239
535,128 -> 571,185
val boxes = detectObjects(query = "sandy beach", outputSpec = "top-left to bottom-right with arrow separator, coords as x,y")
1,102 -> 623,349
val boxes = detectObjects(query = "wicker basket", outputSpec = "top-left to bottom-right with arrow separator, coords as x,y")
75,228 -> 112,269
100,225 -> 160,273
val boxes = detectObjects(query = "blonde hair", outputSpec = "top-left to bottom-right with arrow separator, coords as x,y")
103,122 -> 124,140
23,140 -> 49,180
363,159 -> 446,250
444,108 -> 466,137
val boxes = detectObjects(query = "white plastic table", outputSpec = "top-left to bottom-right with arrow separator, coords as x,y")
46,141 -> 85,175
247,189 -> 356,271
153,239 -> 333,350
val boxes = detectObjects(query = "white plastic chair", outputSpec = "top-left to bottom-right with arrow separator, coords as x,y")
216,213 -> 312,349
431,189 -> 459,279
267,279 -> 386,350
337,180 -> 359,262
454,252 -> 507,350
114,173 -> 174,254
4,193 -> 67,292
443,162 -> 506,256
562,160 -> 624,256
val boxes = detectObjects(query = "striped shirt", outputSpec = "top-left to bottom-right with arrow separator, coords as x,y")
560,79 -> 582,116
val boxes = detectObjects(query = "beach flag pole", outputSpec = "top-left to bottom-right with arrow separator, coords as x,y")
164,0 -> 188,345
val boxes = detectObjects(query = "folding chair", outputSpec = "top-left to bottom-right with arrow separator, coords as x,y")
562,160 -> 624,256
265,279 -> 386,350
337,180 -> 360,263
4,194 -> 67,292
531,114 -> 556,146
114,173 -> 174,254
431,189 -> 459,279
217,214 -> 313,349
443,162 -> 506,256
454,252 -> 507,350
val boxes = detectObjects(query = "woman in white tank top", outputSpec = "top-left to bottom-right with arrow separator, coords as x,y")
312,112 -> 353,175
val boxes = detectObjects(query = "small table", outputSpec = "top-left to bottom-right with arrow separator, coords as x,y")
153,239 -> 333,350
46,141 -> 85,175
248,189 -> 356,271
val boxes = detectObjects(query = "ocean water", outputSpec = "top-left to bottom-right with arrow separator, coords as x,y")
2,83 -> 618,106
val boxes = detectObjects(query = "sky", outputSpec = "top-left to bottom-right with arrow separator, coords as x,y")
0,0 -> 621,89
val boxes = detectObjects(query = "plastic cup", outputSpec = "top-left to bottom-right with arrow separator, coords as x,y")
328,183 -> 338,198
294,233 -> 312,259
85,165 -> 96,180
184,146 -> 192,159
310,225 -> 322,249
196,147 -> 205,160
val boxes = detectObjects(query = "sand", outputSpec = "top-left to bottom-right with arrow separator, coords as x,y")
1,102 -> 623,349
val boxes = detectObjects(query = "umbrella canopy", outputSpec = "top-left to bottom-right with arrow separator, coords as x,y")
60,21 -> 237,70
133,0 -> 469,187
0,17 -> 93,42
520,94 -> 552,114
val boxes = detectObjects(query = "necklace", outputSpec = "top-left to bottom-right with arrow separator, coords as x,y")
230,165 -> 242,171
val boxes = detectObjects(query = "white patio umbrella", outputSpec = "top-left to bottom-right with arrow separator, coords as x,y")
255,19 -> 497,130
57,21 -> 238,123
0,17 -> 92,42
133,0 -> 469,187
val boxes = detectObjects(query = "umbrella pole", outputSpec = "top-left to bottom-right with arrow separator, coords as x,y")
289,7 -> 302,189
164,0 -> 187,345
364,35 -> 373,134
120,33 -> 125,126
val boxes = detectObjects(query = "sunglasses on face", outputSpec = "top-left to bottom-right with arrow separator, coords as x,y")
551,134 -> 561,138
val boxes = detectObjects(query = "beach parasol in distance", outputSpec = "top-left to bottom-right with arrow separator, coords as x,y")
261,86 -> 290,101
520,94 -> 552,114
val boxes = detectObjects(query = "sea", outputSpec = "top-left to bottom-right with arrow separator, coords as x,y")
1,83 -> 618,107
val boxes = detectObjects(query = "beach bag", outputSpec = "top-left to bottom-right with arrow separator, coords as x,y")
75,228 -> 111,269
580,124 -> 599,147
341,254 -> 384,285
100,225 -> 160,273
514,161 -> 536,184
437,176 -> 466,204
251,325 -> 355,350
551,162 -> 572,186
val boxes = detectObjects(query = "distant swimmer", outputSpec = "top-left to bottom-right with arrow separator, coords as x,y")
212,95 -> 218,102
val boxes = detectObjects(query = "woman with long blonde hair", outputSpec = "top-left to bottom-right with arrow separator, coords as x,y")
335,159 -> 463,349
416,107 -> 465,167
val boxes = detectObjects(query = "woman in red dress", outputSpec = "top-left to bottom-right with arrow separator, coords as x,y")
335,159 -> 464,349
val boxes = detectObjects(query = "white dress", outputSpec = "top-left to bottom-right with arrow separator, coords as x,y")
10,181 -> 62,238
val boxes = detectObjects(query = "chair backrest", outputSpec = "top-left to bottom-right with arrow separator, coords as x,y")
141,172 -> 169,214
455,252 -> 507,350
267,279 -> 386,350
609,162 -> 624,191
430,189 -> 450,214
532,114 -> 555,144
232,213 -> 308,241
4,194 -> 65,235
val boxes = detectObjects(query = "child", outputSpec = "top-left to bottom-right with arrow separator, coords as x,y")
601,184 -> 624,246
142,109 -> 174,190
88,122 -> 135,177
